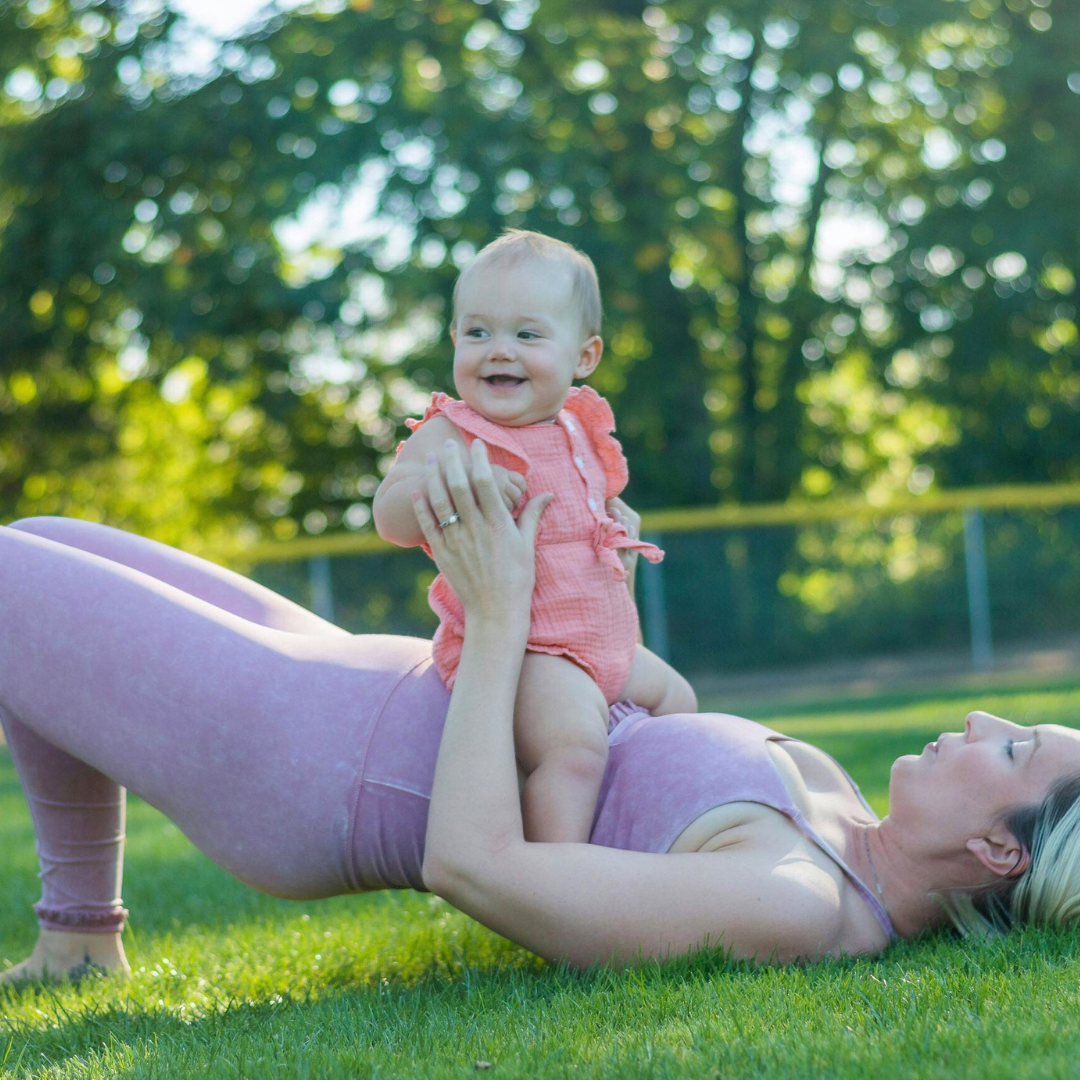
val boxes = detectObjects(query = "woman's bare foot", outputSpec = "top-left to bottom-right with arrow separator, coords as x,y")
0,929 -> 131,986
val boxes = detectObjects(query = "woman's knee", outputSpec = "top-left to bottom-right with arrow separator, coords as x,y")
8,515 -> 68,535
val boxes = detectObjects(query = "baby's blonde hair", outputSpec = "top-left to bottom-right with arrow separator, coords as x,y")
940,773 -> 1080,937
451,229 -> 603,339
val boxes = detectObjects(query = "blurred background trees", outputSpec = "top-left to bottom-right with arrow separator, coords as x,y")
1,0 -> 1077,568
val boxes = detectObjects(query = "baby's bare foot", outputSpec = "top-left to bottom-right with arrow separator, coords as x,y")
1,930 -> 131,986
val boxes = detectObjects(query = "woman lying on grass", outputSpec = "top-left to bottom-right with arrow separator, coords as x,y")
2,440 -> 1080,983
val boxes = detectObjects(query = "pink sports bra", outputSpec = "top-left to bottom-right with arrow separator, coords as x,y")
592,705 -> 897,942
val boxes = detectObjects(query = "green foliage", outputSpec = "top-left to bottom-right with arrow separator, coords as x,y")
0,0 -> 1077,572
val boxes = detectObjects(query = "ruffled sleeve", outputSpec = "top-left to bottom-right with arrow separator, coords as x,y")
396,391 -> 453,456
397,392 -> 530,477
562,385 -> 629,500
561,387 -> 663,578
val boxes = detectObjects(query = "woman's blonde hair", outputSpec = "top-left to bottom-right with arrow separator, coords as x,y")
942,773 -> 1080,936
451,229 -> 603,339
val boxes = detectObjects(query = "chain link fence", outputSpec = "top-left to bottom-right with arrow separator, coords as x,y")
244,486 -> 1080,679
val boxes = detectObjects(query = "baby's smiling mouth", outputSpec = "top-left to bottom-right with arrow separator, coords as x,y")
483,375 -> 526,386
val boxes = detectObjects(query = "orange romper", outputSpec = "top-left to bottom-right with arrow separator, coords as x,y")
403,386 -> 664,704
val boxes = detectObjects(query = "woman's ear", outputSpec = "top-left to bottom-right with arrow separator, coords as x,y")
966,830 -> 1030,879
574,335 -> 603,379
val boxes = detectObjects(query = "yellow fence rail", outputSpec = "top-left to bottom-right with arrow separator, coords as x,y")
243,481 -> 1080,564
241,480 -> 1080,674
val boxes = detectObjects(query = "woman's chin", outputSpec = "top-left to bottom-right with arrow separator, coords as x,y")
889,752 -> 922,781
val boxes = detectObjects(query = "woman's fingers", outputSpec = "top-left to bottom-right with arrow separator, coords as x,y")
516,492 -> 553,548
606,495 -> 640,537
439,439 -> 481,529
468,440 -> 510,521
411,489 -> 444,550
424,449 -> 458,526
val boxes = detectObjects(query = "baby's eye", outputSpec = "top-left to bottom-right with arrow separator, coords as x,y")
466,327 -> 487,338
1006,739 -> 1015,760
518,331 -> 539,340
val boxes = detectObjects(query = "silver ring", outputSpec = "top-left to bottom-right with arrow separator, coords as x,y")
438,512 -> 460,529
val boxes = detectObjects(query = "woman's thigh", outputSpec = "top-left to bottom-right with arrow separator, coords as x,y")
0,524 -> 415,898
8,516 -> 347,637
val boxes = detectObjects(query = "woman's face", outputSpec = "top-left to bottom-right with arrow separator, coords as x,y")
889,711 -> 1080,847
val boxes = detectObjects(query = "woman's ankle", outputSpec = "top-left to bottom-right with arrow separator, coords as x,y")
1,929 -> 131,984
39,927 -> 129,970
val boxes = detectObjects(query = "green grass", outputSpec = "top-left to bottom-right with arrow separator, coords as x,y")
2,677 -> 1080,1079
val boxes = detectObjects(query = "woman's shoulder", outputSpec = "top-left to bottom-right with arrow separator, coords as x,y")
674,800 -> 891,958
691,816 -> 854,961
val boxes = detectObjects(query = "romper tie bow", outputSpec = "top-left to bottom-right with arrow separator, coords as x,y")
594,519 -> 665,582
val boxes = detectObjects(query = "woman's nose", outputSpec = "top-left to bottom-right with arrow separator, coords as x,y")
965,711 -> 1016,739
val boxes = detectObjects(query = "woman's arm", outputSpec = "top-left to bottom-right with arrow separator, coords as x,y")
417,442 -> 844,967
430,828 -> 845,967
417,439 -> 541,886
606,496 -> 641,638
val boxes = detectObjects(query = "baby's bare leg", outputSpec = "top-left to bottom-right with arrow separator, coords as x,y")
620,644 -> 698,716
515,653 -> 610,844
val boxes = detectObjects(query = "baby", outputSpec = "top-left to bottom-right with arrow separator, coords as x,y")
374,229 -> 697,843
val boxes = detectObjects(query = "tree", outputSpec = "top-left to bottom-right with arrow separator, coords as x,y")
1,0 -> 1076,565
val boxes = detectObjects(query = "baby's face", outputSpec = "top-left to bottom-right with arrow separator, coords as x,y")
451,257 -> 598,426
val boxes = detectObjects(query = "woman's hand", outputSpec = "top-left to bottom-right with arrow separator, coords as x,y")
606,496 -> 642,575
411,439 -> 551,625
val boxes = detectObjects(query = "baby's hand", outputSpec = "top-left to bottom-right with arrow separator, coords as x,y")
606,496 -> 641,573
491,464 -> 526,513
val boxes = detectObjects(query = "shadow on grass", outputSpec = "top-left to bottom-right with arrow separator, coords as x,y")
719,676 -> 1080,724
2,926 -> 1079,1079
0,750 -> 412,952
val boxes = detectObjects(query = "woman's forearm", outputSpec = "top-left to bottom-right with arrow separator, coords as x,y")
624,562 -> 644,644
422,609 -> 531,892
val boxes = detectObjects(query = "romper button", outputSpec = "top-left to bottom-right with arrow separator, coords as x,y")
587,497 -> 597,511
574,455 -> 585,471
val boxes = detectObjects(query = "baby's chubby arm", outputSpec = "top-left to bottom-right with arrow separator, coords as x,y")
374,417 -> 464,548
374,420 -> 526,548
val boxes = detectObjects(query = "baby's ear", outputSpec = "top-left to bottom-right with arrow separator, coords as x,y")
574,335 -> 603,378
449,325 -> 457,345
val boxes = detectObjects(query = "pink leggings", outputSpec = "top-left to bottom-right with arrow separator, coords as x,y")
0,517 -> 451,933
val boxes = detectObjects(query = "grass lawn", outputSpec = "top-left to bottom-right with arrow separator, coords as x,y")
2,675 -> 1080,1079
